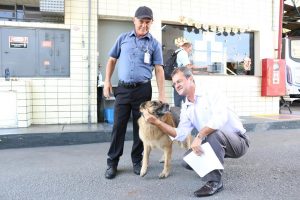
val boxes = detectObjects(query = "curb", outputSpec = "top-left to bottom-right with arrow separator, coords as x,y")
0,120 -> 299,150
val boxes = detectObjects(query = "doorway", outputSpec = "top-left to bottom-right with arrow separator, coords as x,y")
97,20 -> 133,122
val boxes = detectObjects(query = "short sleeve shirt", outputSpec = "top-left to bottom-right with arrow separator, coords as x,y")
109,30 -> 163,83
176,48 -> 190,67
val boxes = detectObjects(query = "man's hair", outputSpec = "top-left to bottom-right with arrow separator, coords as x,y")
171,67 -> 193,79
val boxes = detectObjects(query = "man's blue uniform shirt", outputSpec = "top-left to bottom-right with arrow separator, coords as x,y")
109,30 -> 163,83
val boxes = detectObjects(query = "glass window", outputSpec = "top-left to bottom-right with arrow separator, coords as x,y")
162,24 -> 254,75
290,39 -> 300,60
0,4 -> 64,23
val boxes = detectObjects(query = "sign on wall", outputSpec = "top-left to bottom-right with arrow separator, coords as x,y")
9,36 -> 28,48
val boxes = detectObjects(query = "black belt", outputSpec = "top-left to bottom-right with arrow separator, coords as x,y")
118,79 -> 150,89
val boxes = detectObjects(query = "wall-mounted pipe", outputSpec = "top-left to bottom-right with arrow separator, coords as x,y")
87,0 -> 91,124
278,0 -> 284,59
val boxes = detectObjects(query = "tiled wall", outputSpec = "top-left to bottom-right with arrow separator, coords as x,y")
193,76 -> 279,116
99,0 -> 279,116
0,80 -> 32,127
0,0 -> 279,127
0,0 -> 99,127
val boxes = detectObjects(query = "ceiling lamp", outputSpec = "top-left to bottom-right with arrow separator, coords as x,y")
230,28 -> 235,36
239,28 -> 246,33
223,27 -> 228,36
209,25 -> 216,32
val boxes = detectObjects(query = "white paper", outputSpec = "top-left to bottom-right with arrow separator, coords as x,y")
183,142 -> 224,177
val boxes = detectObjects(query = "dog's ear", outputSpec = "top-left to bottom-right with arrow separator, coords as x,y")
140,101 -> 146,109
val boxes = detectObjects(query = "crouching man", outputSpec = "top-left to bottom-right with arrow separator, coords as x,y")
142,67 -> 249,197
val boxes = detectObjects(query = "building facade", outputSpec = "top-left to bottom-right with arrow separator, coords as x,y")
0,0 -> 281,128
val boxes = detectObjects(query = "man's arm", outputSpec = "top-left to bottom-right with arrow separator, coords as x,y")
191,127 -> 216,156
103,57 -> 117,98
142,111 -> 176,137
154,64 -> 166,102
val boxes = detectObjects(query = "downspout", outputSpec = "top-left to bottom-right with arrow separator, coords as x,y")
278,0 -> 284,59
88,0 -> 92,124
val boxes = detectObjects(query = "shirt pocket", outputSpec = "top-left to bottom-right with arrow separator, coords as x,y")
121,40 -> 134,53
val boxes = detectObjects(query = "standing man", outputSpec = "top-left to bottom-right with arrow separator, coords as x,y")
142,67 -> 249,197
103,6 -> 165,179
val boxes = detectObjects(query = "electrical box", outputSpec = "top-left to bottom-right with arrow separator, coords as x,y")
261,58 -> 286,96
0,27 -> 70,77
38,29 -> 70,76
1,28 -> 37,76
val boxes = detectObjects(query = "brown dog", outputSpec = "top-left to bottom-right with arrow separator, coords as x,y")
138,100 -> 193,179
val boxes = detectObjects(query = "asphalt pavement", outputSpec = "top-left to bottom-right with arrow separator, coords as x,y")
0,129 -> 299,200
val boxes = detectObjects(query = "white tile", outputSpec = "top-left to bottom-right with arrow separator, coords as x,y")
46,106 -> 58,112
59,117 -> 71,124
46,112 -> 59,119
59,112 -> 71,118
18,121 -> 30,128
58,99 -> 71,105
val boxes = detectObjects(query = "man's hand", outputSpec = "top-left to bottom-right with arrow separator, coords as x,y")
191,137 -> 204,156
142,109 -> 177,138
103,81 -> 113,98
158,96 -> 166,103
141,111 -> 160,125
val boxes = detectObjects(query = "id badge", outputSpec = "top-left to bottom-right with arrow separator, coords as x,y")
144,51 -> 150,64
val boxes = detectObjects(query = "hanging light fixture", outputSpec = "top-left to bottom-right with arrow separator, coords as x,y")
230,28 -> 235,36
223,27 -> 228,36
238,28 -> 246,34
209,25 -> 216,32
216,26 -> 222,36
187,26 -> 193,32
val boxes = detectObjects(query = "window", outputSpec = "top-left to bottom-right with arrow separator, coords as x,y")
290,39 -> 300,60
162,24 -> 254,75
0,4 -> 64,23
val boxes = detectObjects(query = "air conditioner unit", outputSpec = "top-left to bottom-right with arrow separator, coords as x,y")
40,0 -> 64,14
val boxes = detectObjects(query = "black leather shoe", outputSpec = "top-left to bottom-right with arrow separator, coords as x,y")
133,162 -> 142,175
194,181 -> 223,197
105,166 -> 117,179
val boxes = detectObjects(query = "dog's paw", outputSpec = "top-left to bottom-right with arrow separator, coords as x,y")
158,171 -> 170,179
140,168 -> 147,177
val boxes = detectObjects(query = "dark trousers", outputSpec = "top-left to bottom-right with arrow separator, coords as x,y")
107,82 -> 152,167
184,130 -> 249,182
173,89 -> 185,107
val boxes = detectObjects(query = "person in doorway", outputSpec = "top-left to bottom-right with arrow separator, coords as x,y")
103,6 -> 165,179
243,56 -> 252,75
97,64 -> 104,122
173,37 -> 199,107
142,67 -> 249,197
